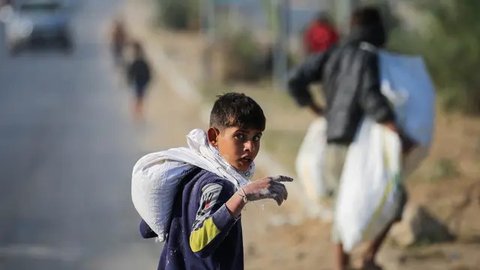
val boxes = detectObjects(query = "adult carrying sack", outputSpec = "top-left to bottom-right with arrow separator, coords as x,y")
335,47 -> 436,251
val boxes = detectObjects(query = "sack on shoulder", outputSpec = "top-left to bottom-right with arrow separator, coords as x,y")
378,50 -> 436,175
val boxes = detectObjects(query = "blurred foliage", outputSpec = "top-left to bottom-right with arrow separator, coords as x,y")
388,0 -> 480,114
155,0 -> 199,30
429,158 -> 459,181
221,30 -> 269,82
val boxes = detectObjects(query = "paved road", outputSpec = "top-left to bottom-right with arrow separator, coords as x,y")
0,1 -> 158,269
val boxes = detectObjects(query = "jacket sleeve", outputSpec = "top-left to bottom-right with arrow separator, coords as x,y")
359,52 -> 395,123
139,219 -> 158,239
287,52 -> 329,106
189,181 -> 238,258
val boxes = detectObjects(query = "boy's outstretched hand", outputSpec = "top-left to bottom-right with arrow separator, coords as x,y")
241,175 -> 293,206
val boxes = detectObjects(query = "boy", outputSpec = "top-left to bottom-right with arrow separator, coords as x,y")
139,92 -> 292,270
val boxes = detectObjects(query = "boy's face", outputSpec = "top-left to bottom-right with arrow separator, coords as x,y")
208,126 -> 263,172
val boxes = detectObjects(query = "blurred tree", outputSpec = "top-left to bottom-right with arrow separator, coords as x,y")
390,0 -> 480,114
222,30 -> 267,82
156,0 -> 199,30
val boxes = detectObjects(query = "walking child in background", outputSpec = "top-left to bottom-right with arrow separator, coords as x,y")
110,18 -> 128,67
132,92 -> 293,270
127,41 -> 151,120
289,7 -> 414,270
303,11 -> 339,56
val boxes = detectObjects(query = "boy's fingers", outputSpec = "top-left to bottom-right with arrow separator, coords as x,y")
271,175 -> 294,183
273,193 -> 284,206
262,186 -> 282,205
270,183 -> 288,201
276,183 -> 288,200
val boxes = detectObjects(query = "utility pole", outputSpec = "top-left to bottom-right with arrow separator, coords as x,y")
334,0 -> 360,34
272,0 -> 290,91
201,0 -> 216,82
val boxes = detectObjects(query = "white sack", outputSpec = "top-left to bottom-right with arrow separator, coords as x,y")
295,117 -> 329,204
131,129 -> 251,241
336,119 -> 403,252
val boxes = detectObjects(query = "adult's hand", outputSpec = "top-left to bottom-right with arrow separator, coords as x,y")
400,133 -> 417,155
382,121 -> 417,154
309,103 -> 324,116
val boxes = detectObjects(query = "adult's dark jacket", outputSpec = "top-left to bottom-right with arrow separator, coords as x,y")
288,24 -> 395,144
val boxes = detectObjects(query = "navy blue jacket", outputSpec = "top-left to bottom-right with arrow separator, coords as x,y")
140,168 -> 243,270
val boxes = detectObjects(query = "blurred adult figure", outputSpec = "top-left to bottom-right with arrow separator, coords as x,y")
0,0 -> 12,7
303,11 -> 339,55
0,0 -> 13,23
127,41 -> 151,120
289,6 -> 413,270
111,17 -> 128,67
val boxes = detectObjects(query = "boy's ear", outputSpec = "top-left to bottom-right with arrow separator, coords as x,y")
207,127 -> 219,147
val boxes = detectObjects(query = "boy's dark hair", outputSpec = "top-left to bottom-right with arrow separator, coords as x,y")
210,92 -> 266,131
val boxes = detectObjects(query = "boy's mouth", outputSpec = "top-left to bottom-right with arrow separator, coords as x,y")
240,156 -> 253,163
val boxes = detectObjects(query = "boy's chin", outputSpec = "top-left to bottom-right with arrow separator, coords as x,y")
232,163 -> 250,173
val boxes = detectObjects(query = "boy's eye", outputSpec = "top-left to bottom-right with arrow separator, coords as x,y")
253,134 -> 262,142
234,133 -> 246,141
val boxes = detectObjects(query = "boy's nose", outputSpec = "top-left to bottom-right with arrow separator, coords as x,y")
244,141 -> 256,152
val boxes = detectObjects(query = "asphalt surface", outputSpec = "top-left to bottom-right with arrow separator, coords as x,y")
0,1 -> 158,269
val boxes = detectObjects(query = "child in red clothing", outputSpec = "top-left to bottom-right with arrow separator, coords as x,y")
303,12 -> 339,55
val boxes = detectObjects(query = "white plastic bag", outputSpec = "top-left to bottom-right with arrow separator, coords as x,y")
295,118 -> 329,204
335,119 -> 403,252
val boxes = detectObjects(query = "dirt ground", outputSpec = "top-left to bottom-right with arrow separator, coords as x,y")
116,1 -> 480,269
